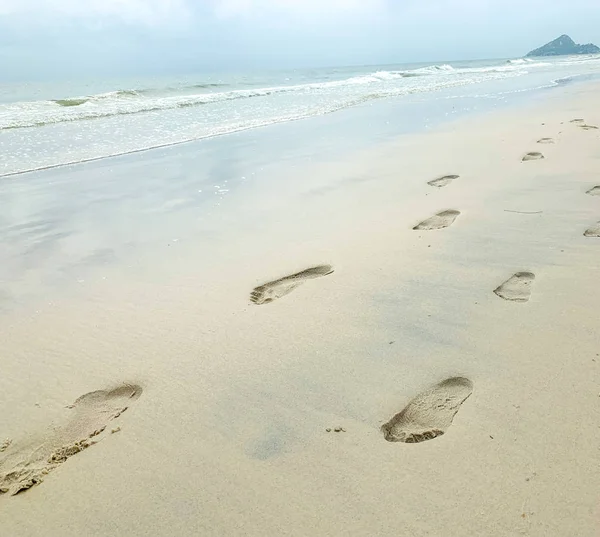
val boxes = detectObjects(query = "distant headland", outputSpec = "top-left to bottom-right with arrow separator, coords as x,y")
526,35 -> 600,57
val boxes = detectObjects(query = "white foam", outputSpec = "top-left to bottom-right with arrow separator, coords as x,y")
3,54 -> 597,176
1,65 -> 512,130
409,64 -> 455,75
507,58 -> 534,65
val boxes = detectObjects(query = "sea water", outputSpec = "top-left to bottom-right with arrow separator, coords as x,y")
2,55 -> 600,177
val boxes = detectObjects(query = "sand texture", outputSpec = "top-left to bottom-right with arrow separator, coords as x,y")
1,82 -> 600,536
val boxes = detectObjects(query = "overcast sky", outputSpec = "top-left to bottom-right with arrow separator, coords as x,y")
1,0 -> 599,80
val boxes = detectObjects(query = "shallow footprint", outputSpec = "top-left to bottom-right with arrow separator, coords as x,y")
381,377 -> 473,444
250,265 -> 333,305
537,138 -> 554,144
522,152 -> 544,162
0,384 -> 142,496
494,272 -> 535,302
579,124 -> 599,130
413,210 -> 460,230
586,186 -> 600,196
584,222 -> 600,237
427,174 -> 459,188
570,118 -> 585,123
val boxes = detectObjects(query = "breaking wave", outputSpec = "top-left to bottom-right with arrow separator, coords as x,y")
51,90 -> 141,107
507,58 -> 535,65
0,62 -> 543,131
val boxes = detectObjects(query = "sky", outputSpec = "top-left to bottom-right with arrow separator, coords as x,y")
1,0 -> 600,80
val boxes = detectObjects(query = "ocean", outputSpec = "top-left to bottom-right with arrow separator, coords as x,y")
2,55 -> 600,177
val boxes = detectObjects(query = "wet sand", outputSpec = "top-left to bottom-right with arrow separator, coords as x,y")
1,81 -> 599,536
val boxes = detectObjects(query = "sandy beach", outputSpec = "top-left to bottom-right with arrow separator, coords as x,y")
1,80 -> 599,536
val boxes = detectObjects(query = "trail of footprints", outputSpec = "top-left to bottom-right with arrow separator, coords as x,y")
246,116 -> 599,446
3,117 -> 598,499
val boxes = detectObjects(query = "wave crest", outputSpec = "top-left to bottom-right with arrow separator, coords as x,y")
0,63 -> 544,130
53,98 -> 89,107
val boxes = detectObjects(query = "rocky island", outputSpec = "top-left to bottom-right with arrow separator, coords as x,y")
526,35 -> 600,57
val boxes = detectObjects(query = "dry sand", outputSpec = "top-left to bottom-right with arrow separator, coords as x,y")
1,81 -> 600,536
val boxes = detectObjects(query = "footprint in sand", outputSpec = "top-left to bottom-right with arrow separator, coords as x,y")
494,272 -> 535,302
381,377 -> 473,444
569,119 -> 598,129
586,186 -> 600,196
584,222 -> 600,237
250,265 -> 333,305
427,175 -> 459,188
0,385 -> 142,496
522,152 -> 544,162
537,138 -> 554,144
413,210 -> 460,231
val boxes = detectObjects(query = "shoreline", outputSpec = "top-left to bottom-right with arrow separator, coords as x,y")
1,79 -> 600,536
1,68 -> 593,179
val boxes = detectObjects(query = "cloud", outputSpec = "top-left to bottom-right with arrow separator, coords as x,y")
0,0 -> 189,25
0,0 -> 388,24
0,0 -> 597,28
210,0 -> 387,19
